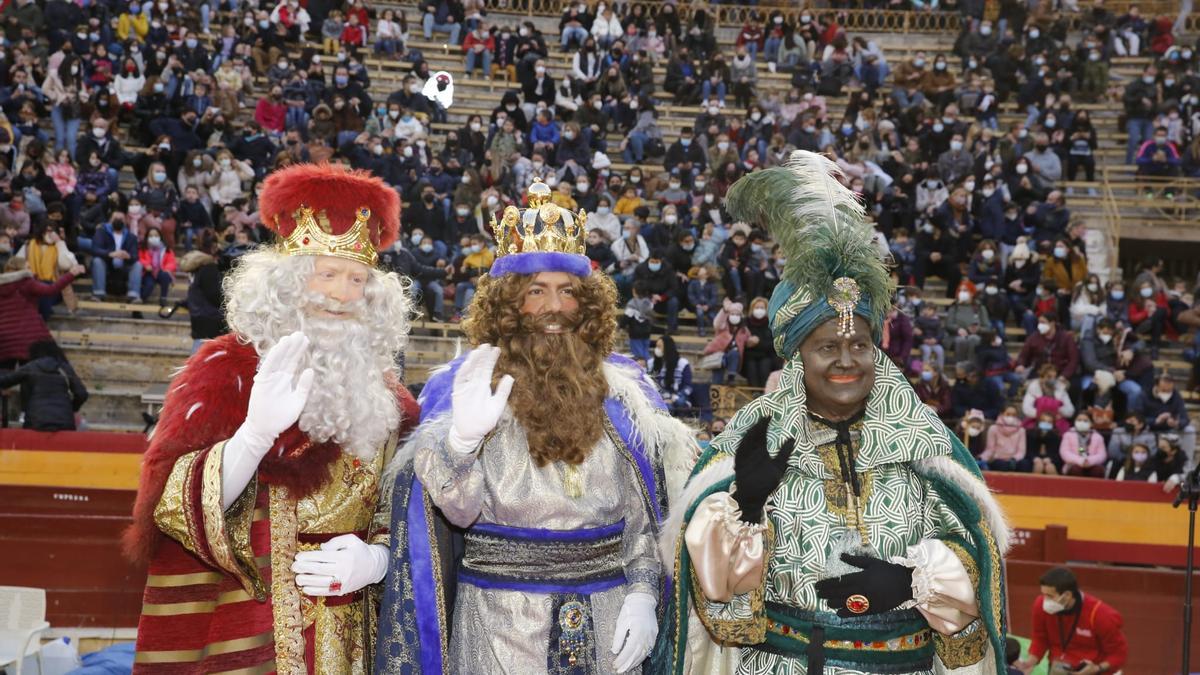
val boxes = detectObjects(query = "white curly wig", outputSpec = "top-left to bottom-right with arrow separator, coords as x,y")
223,249 -> 413,459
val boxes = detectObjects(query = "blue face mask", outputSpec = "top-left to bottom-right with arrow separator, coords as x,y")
468,244 -> 482,254
648,262 -> 662,272
1111,290 -> 1125,301
680,138 -> 691,147
920,371 -> 933,382
335,75 -> 349,86
1038,421 -> 1053,432
420,244 -> 433,253
411,233 -> 423,245
152,171 -> 167,183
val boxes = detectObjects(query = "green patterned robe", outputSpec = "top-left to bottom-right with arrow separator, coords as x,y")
654,349 -> 1009,675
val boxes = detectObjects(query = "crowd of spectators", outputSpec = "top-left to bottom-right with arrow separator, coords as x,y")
0,0 -> 1198,479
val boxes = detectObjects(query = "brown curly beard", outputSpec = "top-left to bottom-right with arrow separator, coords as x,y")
462,272 -> 618,466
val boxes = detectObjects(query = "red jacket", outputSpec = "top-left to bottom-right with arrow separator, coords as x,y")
0,270 -> 76,362
254,98 -> 286,133
1028,593 -> 1128,671
138,247 -> 178,276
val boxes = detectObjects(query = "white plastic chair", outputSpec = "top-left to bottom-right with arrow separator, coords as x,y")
0,587 -> 50,675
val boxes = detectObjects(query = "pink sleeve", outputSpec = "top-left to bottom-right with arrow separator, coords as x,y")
684,492 -> 768,603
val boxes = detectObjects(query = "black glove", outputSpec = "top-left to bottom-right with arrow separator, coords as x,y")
731,416 -> 795,525
814,553 -> 914,618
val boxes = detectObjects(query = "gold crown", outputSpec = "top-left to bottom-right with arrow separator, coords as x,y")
490,178 -> 587,257
278,206 -> 377,266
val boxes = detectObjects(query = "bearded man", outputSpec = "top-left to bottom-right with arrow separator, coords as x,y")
124,164 -> 419,674
655,152 -> 1010,675
375,179 -> 697,674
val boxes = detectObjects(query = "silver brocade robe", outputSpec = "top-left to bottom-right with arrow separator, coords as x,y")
413,412 -> 661,674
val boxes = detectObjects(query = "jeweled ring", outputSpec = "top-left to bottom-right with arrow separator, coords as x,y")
846,594 -> 870,614
328,578 -> 343,594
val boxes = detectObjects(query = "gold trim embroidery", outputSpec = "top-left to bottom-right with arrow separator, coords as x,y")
933,619 -> 989,668
813,423 -> 875,546
269,484 -> 307,675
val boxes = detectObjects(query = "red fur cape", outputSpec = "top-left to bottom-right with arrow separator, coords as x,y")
122,333 -> 419,564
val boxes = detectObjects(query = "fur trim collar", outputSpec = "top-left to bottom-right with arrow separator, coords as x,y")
913,454 -> 1011,554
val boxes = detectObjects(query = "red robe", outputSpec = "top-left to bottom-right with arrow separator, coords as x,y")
124,333 -> 419,673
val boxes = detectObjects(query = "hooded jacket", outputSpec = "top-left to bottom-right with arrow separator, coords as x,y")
0,355 -> 88,430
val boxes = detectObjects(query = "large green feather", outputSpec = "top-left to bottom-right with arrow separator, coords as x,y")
725,150 -> 893,330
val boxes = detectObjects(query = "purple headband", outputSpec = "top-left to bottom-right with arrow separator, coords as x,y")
488,251 -> 593,278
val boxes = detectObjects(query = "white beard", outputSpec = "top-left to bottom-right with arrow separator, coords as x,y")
292,295 -> 399,459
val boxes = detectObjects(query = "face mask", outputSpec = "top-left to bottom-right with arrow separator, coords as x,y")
1039,593 -> 1067,614
535,66 -> 545,75
1141,287 -> 1154,298
1143,75 -> 1155,84
1098,333 -> 1112,344
751,112 -> 762,122
935,62 -> 946,71
982,285 -> 998,296
751,307 -> 767,319
576,182 -> 589,194
804,125 -> 816,134
1075,420 -> 1092,433
914,58 -> 925,68
1038,421 -> 1053,432
980,25 -> 991,35
186,38 -> 197,48
1165,79 -> 1176,87
729,315 -> 742,325
112,220 -> 125,232
1111,290 -> 1124,300
950,140 -> 963,152
1155,136 -> 1167,145
456,207 -> 470,218
648,262 -> 662,272
1013,163 -> 1027,176
967,426 -> 982,437
920,371 -> 933,382
1037,322 -> 1053,336
630,176 -> 641,183
954,290 -> 971,303
931,122 -> 945,133
1053,247 -> 1067,259
563,131 -> 575,141
403,146 -> 413,157
597,206 -> 610,215
716,141 -> 729,152
259,19 -> 269,28
982,249 -> 995,261
664,215 -> 677,225
669,181 -> 681,190
704,194 -> 716,204
921,223 -> 935,234
92,127 -> 106,139
335,75 -> 349,86
1132,451 -> 1148,463
653,347 -> 664,358
128,204 -> 143,215
153,171 -> 167,183
468,244 -> 482,254
148,235 -> 163,248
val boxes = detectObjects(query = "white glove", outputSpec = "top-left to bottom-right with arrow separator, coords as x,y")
610,591 -> 657,673
291,534 -> 388,597
221,332 -> 315,509
448,345 -> 514,454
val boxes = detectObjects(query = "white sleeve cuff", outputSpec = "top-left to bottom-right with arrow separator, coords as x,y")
891,539 -> 979,635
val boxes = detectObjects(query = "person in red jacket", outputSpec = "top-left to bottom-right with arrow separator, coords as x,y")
254,85 -> 287,134
1018,567 -> 1128,675
1016,312 -> 1081,380
137,226 -> 178,305
0,256 -> 84,367
340,12 -> 368,48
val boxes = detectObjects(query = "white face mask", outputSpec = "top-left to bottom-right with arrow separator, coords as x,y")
1075,421 -> 1091,433
597,206 -> 610,215
576,183 -> 588,194
461,175 -> 470,185
967,426 -> 982,437
751,307 -> 766,319
664,215 -> 677,225
704,194 -> 714,204
981,249 -> 994,261
1037,323 -> 1051,335
1016,164 -> 1028,175
456,208 -> 470,217
728,315 -> 742,325
1042,595 -> 1066,615
1087,283 -> 1098,293
985,286 -> 998,296
487,196 -> 499,207
92,127 -> 106,138
653,347 -> 664,358
469,121 -> 481,132
957,291 -> 971,303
